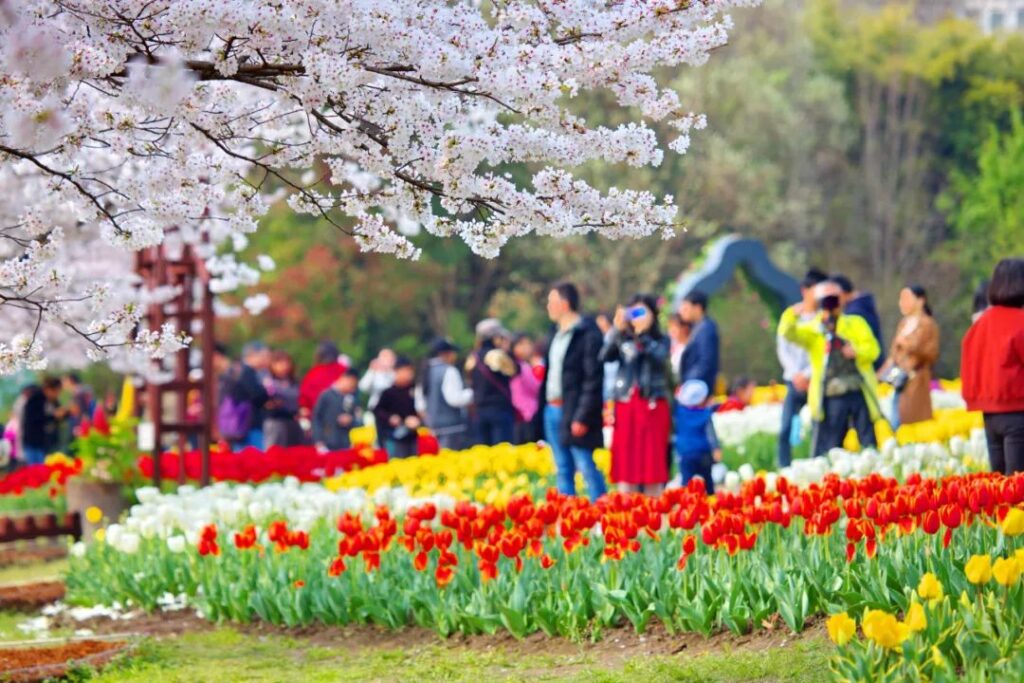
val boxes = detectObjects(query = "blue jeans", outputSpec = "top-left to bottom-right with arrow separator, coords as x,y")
778,382 -> 807,468
678,451 -> 714,494
812,392 -> 875,457
543,405 -> 607,499
473,406 -> 515,447
22,446 -> 47,465
232,428 -> 265,453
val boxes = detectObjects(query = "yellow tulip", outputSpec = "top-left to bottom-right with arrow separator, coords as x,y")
862,610 -> 910,650
904,602 -> 927,632
94,528 -> 106,543
85,506 -> 104,524
826,612 -> 856,646
965,555 -> 993,585
1001,508 -> 1024,536
115,377 -> 135,422
993,557 -> 1021,587
917,572 -> 944,602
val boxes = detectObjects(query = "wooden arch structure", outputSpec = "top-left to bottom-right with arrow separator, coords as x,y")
135,239 -> 214,486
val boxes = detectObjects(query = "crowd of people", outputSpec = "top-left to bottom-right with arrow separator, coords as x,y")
5,255 -> 1024,488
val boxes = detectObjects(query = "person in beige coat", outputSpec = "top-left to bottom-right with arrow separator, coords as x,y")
880,286 -> 940,427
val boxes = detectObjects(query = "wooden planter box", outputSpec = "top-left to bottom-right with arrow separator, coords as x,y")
65,480 -> 128,541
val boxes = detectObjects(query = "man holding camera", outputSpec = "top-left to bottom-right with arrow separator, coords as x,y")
778,280 -> 881,457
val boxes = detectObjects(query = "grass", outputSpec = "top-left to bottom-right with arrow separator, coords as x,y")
82,628 -> 831,683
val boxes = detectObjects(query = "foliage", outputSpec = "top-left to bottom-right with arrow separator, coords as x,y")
73,417 -> 142,485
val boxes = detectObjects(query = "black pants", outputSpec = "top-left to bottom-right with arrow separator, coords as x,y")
983,412 -> 1024,475
812,392 -> 875,457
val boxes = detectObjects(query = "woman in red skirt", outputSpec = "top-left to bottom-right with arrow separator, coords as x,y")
599,294 -> 671,496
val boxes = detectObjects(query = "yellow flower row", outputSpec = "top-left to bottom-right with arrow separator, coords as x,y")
325,442 -> 611,505
842,408 -> 984,451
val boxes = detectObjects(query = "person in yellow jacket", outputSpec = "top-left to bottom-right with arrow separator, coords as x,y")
778,280 -> 882,457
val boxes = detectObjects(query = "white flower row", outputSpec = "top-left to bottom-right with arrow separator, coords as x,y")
719,428 -> 989,493
79,478 -> 458,556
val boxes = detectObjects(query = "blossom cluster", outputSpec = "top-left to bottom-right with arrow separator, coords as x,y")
0,0 -> 758,372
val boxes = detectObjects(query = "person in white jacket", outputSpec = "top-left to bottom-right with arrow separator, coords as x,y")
359,348 -> 396,410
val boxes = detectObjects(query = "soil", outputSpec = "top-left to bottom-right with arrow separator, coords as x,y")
0,639 -> 130,683
0,544 -> 66,568
0,581 -> 65,611
66,607 -> 826,670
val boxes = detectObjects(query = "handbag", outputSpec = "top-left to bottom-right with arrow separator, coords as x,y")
882,366 -> 910,393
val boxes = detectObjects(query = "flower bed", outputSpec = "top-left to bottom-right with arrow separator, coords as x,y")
66,469 -> 1024,677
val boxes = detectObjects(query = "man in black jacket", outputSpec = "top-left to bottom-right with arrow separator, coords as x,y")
539,282 -> 607,499
20,378 -> 67,464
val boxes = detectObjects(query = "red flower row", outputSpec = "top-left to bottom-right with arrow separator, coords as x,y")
0,459 -> 83,496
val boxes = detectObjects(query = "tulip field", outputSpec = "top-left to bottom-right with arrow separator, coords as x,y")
0,388 -> 1015,681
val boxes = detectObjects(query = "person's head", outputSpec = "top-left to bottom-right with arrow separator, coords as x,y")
314,341 -> 340,366
801,268 -> 828,308
430,338 -> 459,365
62,373 -> 82,391
831,274 -> 854,307
333,367 -> 359,394
667,313 -> 691,344
626,293 -> 661,337
729,376 -> 756,405
393,357 -> 416,386
475,318 -> 510,347
547,281 -> 580,324
270,350 -> 294,380
41,376 -> 62,400
678,290 -> 708,324
212,342 -> 232,374
242,341 -> 270,370
899,285 -> 932,317
988,259 -> 1024,308
815,281 -> 844,322
677,379 -> 709,408
511,334 -> 534,362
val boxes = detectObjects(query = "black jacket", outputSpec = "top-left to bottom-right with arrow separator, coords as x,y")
599,329 -> 671,402
539,318 -> 605,450
470,341 -> 517,413
21,388 -> 59,450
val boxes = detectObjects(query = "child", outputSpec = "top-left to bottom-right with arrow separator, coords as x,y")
717,376 -> 756,413
673,380 -> 722,494
312,368 -> 362,451
373,357 -> 420,458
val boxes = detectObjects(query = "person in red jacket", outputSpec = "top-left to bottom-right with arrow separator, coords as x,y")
298,341 -> 348,420
961,258 -> 1024,475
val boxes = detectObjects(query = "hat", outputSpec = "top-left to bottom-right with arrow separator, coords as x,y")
430,338 -> 459,357
676,380 -> 709,408
475,318 -> 510,340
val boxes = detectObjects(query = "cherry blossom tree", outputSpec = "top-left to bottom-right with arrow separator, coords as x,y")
0,0 -> 757,373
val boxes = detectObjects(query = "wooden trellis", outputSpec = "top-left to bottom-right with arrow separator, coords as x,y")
135,239 -> 215,486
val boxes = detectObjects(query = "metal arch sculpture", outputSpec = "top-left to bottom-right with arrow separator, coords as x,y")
671,235 -> 801,315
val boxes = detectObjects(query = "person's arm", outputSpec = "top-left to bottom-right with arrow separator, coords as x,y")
311,394 -> 327,445
441,367 -> 473,408
706,419 -> 722,462
598,328 -> 622,363
641,334 -> 671,364
777,306 -> 817,349
904,318 -> 940,368
573,326 -> 604,429
358,370 -> 376,395
685,329 -> 715,384
845,316 -> 880,366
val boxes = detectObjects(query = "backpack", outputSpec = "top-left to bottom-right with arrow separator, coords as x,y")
217,395 -> 252,441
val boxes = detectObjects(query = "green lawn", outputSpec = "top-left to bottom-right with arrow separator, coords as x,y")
0,557 -> 67,585
87,628 -> 831,683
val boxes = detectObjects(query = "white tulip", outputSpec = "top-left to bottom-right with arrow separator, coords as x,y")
166,536 -> 186,554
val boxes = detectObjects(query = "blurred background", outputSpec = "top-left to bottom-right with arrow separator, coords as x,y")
27,0 -> 1024,397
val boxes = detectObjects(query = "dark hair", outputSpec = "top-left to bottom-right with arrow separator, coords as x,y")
394,356 -> 415,371
801,268 -> 828,289
342,367 -> 360,379
905,285 -> 933,316
214,342 -> 229,357
314,340 -> 340,366
270,350 -> 295,380
729,376 -> 755,396
830,274 -> 854,294
973,279 -> 990,315
511,332 -> 533,348
627,293 -> 662,338
551,281 -> 580,312
683,290 -> 708,310
42,377 -> 63,391
65,372 -> 82,385
988,259 -> 1024,308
